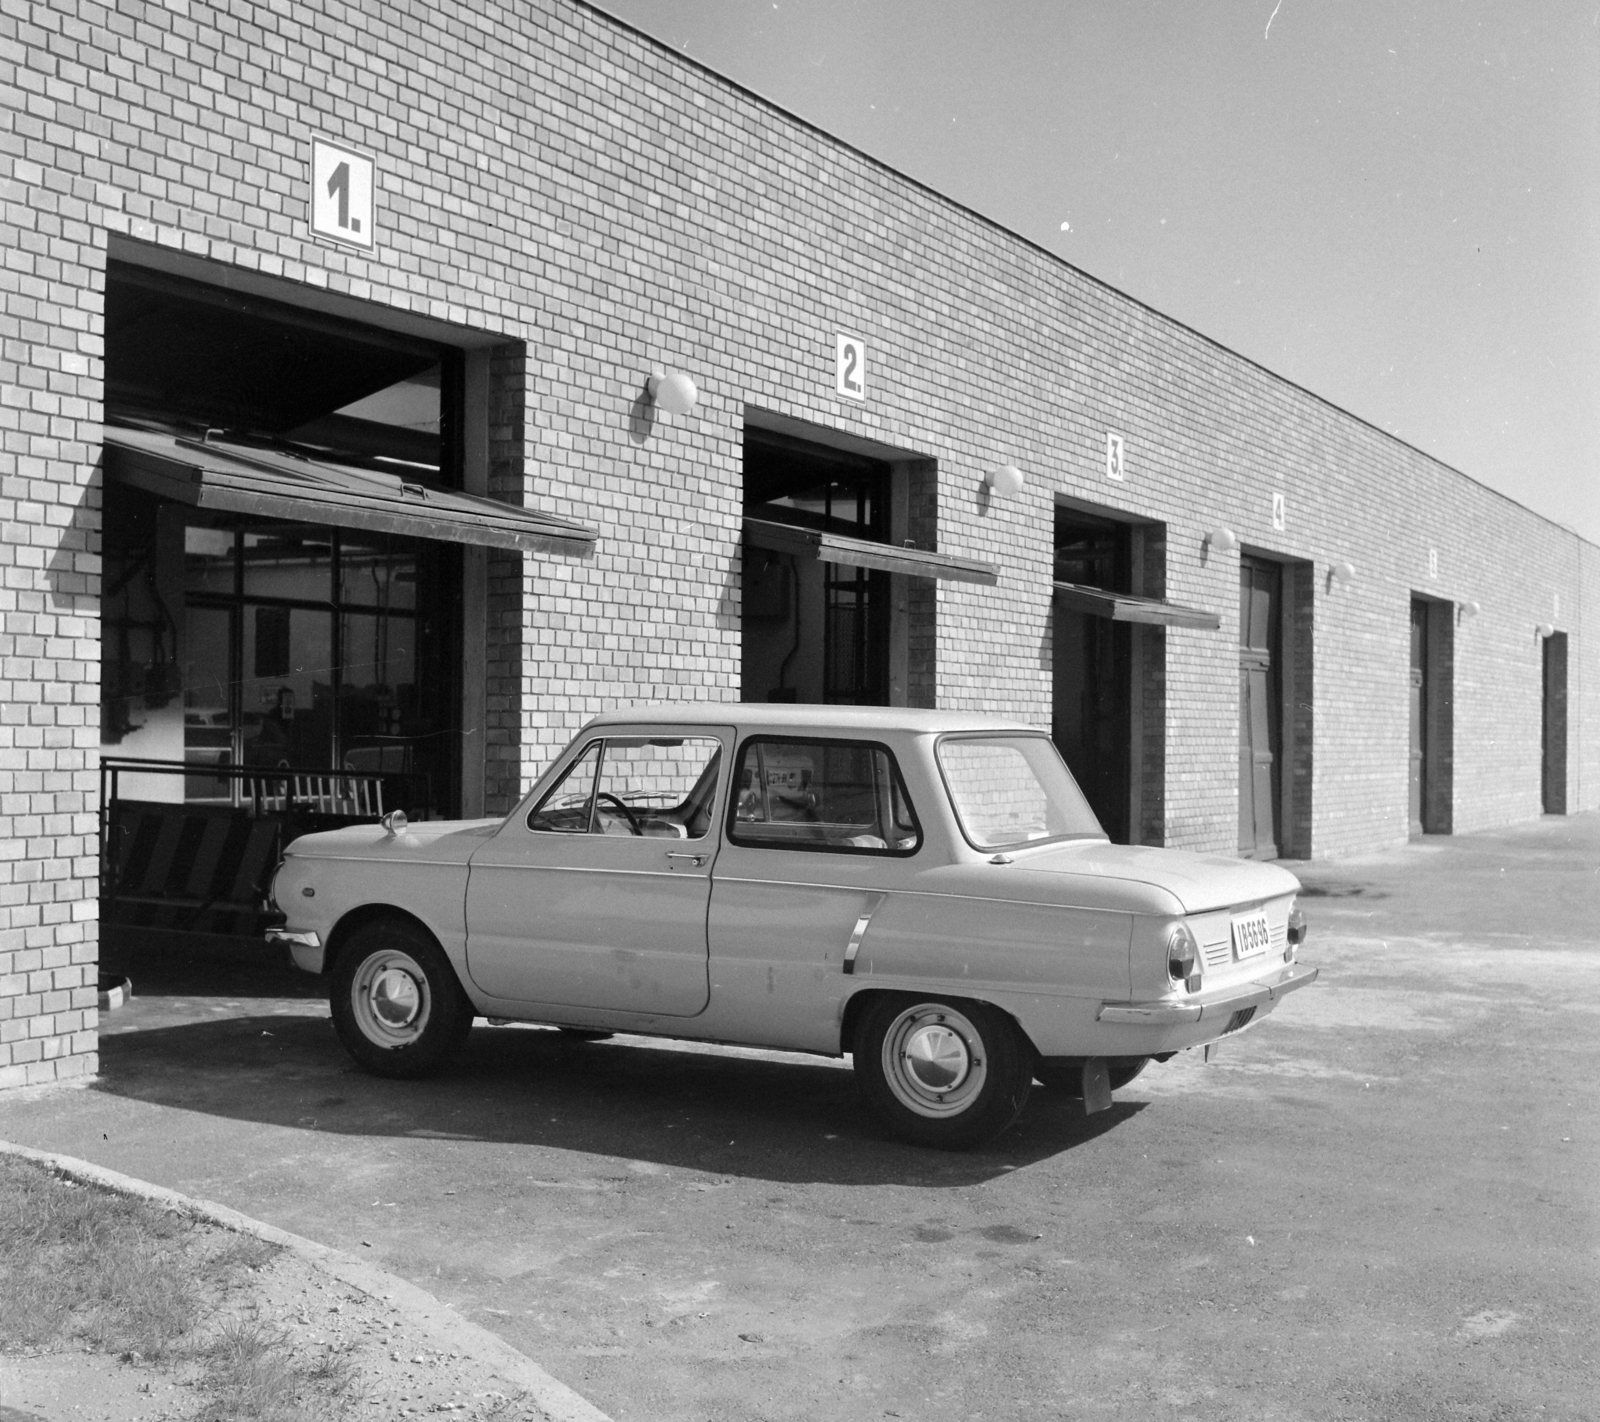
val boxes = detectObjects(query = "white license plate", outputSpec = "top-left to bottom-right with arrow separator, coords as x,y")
1231,908 -> 1272,960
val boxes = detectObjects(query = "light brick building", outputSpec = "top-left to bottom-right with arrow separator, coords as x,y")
3,0 -> 1595,1089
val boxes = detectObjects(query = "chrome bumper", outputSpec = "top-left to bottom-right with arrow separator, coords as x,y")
266,928 -> 325,975
1097,962 -> 1319,1026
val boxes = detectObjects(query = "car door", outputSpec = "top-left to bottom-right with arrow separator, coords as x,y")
465,726 -> 732,1015
706,735 -> 922,1051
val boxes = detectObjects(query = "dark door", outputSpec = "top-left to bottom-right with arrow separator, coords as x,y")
1542,633 -> 1568,814
741,427 -> 890,706
1238,558 -> 1281,858
1409,599 -> 1428,835
1053,513 -> 1133,843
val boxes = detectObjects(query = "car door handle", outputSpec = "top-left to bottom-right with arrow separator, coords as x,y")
665,852 -> 708,867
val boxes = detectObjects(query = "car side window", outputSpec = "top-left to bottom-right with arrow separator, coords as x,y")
526,741 -> 601,833
729,738 -> 921,855
527,736 -> 723,838
592,737 -> 722,839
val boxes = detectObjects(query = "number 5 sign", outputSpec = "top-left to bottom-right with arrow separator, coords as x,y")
310,138 -> 376,250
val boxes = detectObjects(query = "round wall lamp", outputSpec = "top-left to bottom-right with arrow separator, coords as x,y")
1206,526 -> 1238,555
1329,560 -> 1357,587
1457,599 -> 1480,621
984,464 -> 1025,498
1536,622 -> 1556,639
647,368 -> 699,416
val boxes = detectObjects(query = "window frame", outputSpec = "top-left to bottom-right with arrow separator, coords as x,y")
725,734 -> 923,857
525,738 -> 603,834
524,734 -> 726,840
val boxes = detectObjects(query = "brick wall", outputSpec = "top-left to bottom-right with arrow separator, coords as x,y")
0,121 -> 103,1087
3,0 -> 1596,1085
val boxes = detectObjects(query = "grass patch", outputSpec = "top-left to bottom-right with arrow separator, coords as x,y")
0,1154 -> 362,1420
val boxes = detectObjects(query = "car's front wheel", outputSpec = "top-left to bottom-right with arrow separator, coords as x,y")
854,995 -> 1032,1149
330,918 -> 473,1078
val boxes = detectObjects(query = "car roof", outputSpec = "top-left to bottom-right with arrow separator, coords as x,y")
582,703 -> 1044,737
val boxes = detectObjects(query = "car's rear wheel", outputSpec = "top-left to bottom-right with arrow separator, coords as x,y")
330,918 -> 473,1078
1034,1055 -> 1150,1095
854,996 -> 1031,1149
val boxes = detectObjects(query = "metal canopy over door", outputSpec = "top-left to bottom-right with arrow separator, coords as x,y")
1238,557 -> 1282,859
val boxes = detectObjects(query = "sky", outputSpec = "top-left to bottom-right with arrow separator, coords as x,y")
594,0 -> 1600,545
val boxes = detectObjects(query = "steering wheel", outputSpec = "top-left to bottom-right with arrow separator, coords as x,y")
596,792 -> 644,835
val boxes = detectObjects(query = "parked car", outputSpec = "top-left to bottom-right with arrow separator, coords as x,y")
268,706 -> 1316,1147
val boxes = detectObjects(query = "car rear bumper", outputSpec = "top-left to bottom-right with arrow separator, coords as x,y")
1094,961 -> 1319,1045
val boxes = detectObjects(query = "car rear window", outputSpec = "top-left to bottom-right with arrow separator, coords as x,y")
728,738 -> 921,855
936,734 -> 1104,850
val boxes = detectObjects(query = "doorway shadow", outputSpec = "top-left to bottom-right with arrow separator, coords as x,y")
92,1010 -> 1145,1189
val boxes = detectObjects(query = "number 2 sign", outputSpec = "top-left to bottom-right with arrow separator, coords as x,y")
836,333 -> 866,401
310,139 -> 376,250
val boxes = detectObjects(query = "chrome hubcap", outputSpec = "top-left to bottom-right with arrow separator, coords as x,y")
882,1004 -> 987,1118
351,949 -> 431,1048
903,1023 -> 969,1092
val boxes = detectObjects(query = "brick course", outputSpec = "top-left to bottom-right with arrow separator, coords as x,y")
2,0 -> 1594,1086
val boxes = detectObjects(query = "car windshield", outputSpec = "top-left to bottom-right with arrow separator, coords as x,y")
936,734 -> 1105,850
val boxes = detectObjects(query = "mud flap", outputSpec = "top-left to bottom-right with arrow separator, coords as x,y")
1081,1056 -> 1113,1115
1204,1041 -> 1221,1063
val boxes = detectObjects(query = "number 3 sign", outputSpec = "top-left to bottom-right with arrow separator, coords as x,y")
310,138 -> 376,250
836,333 -> 866,401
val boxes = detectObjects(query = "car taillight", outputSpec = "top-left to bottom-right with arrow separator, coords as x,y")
1167,923 -> 1201,993
1286,905 -> 1307,960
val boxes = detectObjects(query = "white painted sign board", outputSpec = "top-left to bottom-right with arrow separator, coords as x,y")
1272,492 -> 1287,531
836,333 -> 866,401
310,138 -> 376,250
1105,432 -> 1124,481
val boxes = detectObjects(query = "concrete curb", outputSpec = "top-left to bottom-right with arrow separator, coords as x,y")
0,1138 -> 613,1422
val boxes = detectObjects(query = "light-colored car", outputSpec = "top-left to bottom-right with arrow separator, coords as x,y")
268,705 -> 1316,1147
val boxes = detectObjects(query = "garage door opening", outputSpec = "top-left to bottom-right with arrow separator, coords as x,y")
1238,554 -> 1314,860
1408,594 -> 1455,836
99,259 -> 595,937
1542,631 -> 1568,815
740,415 -> 993,709
102,264 -> 470,815
1052,504 -> 1216,845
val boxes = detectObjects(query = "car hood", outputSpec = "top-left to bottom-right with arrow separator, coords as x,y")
1007,840 -> 1301,915
283,817 -> 503,864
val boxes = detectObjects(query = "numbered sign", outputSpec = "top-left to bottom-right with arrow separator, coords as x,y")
1272,492 -> 1287,531
1105,432 -> 1124,481
836,333 -> 866,401
310,138 -> 375,250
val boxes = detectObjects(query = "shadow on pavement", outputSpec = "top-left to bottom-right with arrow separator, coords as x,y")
92,1007 -> 1142,1188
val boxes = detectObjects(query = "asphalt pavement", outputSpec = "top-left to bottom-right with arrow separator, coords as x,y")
2,815 -> 1596,1422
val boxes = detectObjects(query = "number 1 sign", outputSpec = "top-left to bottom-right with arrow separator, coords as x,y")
310,139 -> 376,250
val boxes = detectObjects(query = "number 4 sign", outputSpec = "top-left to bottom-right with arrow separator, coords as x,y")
310,138 -> 376,250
